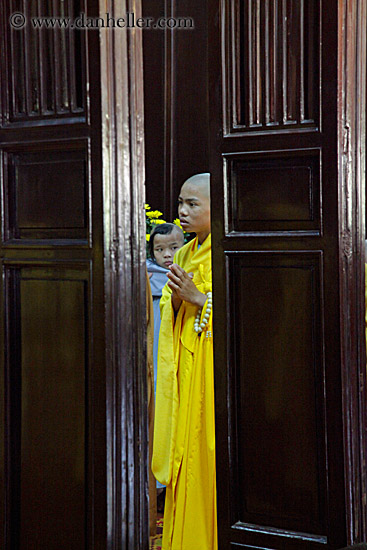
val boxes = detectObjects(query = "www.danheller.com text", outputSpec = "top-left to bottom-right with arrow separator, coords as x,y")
9,11 -> 195,30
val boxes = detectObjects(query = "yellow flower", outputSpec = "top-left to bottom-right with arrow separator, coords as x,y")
146,234 -> 150,241
146,210 -> 163,219
145,204 -> 151,210
152,219 -> 166,225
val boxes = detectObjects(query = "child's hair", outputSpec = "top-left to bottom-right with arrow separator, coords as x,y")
149,223 -> 184,260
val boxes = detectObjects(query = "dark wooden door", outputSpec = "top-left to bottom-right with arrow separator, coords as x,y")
209,1 -> 366,549
0,0 -> 151,547
142,0 -> 209,219
0,2 -> 106,548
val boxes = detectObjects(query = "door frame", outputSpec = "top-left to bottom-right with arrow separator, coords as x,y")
99,0 -> 148,548
338,0 -> 367,542
98,0 -> 367,547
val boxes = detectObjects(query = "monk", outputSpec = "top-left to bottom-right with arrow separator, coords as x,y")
152,173 -> 217,550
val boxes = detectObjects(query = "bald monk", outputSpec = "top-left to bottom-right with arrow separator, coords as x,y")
152,174 -> 217,550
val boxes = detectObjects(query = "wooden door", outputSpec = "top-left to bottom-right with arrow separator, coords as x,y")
0,2 -> 105,548
0,1 -> 148,549
142,0 -> 209,219
209,1 -> 367,549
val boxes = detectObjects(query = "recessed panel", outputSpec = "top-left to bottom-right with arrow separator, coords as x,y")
2,0 -> 86,124
228,253 -> 326,536
5,267 -> 89,550
226,151 -> 321,234
225,0 -> 320,134
3,146 -> 89,242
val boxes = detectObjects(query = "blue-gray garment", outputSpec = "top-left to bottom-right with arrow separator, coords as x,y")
146,258 -> 168,489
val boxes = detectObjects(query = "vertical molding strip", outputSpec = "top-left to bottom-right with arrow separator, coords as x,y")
38,0 -> 46,114
299,0 -> 305,122
52,0 -> 61,113
255,0 -> 261,125
248,0 -> 253,126
67,0 -> 76,112
281,0 -> 287,123
264,0 -> 270,124
233,0 -> 241,128
23,0 -> 32,116
272,0 -> 278,124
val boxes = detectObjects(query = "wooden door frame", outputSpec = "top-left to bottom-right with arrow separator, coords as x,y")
338,0 -> 367,542
99,0 -> 148,548
98,0 -> 367,547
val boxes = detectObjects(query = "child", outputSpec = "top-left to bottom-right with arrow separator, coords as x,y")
146,223 -> 185,501
147,223 -> 185,385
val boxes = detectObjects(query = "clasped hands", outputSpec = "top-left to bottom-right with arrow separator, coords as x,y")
167,264 -> 207,312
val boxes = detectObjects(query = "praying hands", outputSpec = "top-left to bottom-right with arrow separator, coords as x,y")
167,264 -> 207,311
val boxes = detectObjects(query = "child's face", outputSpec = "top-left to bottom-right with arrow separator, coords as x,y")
153,229 -> 184,268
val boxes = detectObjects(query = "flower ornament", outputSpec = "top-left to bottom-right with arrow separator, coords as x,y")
146,205 -> 167,235
146,209 -> 164,219
145,204 -> 167,256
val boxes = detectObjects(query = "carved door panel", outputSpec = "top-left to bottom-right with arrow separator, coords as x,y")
209,1 -> 365,549
0,2 -> 106,548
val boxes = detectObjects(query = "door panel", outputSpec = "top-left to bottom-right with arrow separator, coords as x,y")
0,1 -> 106,548
229,253 -> 325,536
7,267 -> 89,550
142,0 -> 209,219
4,1 -> 85,122
3,142 -> 89,242
230,0 -> 319,133
225,149 -> 321,234
209,1 -> 357,548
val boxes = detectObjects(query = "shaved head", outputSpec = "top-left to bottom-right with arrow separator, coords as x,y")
178,173 -> 211,243
181,173 -> 210,198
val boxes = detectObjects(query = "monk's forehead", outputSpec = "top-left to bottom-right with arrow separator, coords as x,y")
179,180 -> 210,201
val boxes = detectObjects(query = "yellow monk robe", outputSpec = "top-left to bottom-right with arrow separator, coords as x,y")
152,234 -> 217,550
146,269 -> 157,536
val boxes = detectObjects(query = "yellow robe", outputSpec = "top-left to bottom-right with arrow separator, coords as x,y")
146,269 -> 157,536
152,235 -> 217,550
